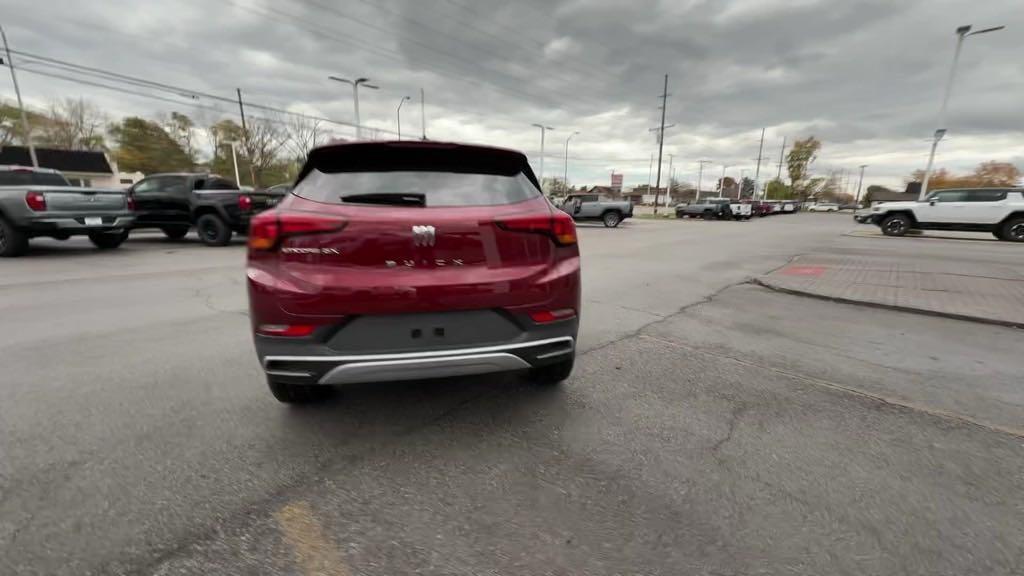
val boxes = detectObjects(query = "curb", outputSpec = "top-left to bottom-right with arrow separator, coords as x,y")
750,278 -> 1024,330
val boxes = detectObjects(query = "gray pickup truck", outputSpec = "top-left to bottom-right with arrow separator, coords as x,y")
675,198 -> 733,220
0,166 -> 134,257
557,193 -> 633,227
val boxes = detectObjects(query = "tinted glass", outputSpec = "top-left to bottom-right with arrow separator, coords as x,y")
159,176 -> 190,195
294,169 -> 540,207
202,178 -> 238,190
0,171 -> 70,186
965,190 -> 1007,202
933,191 -> 968,202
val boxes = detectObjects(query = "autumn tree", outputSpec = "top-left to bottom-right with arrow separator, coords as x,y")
110,117 -> 192,174
786,136 -> 821,198
765,179 -> 794,200
909,161 -> 1021,189
163,112 -> 198,165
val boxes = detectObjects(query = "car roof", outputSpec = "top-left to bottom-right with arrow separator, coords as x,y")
0,164 -> 62,174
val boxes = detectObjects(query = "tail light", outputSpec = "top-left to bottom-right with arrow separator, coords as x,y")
238,194 -> 253,211
25,191 -> 46,211
126,194 -> 136,211
496,210 -> 577,246
256,324 -> 317,337
529,309 -> 577,324
248,211 -> 347,251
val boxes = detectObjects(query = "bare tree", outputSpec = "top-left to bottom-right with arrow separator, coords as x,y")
285,115 -> 323,165
40,98 -> 106,150
241,117 -> 288,187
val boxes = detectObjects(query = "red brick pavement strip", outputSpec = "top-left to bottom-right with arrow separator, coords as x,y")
756,254 -> 1024,329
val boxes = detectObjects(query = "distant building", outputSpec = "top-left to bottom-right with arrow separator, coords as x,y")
0,146 -> 129,188
581,185 -> 620,199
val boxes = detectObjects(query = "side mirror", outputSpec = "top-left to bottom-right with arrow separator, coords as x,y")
929,199 -> 937,206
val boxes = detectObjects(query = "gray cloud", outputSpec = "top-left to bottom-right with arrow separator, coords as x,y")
1,0 -> 1021,189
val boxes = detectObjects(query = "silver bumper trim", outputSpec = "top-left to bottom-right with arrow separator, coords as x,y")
262,336 -> 575,385
318,353 -> 531,385
262,336 -> 575,366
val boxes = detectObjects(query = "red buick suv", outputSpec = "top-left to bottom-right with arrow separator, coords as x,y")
247,141 -> 581,403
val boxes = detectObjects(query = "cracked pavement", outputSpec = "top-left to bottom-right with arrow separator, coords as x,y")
2,216 -> 1022,575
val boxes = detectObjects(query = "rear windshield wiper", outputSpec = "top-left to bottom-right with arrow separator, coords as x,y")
341,193 -> 426,206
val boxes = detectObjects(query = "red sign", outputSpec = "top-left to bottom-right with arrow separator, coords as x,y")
611,173 -> 623,191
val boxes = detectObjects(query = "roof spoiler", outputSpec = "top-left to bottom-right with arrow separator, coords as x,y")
296,141 -> 541,190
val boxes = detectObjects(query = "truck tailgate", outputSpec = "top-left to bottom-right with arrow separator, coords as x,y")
38,187 -> 127,213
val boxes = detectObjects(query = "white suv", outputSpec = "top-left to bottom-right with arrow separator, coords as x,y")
871,188 -> 1024,242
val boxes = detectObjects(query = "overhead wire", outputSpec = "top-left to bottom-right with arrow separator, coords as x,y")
6,49 -> 398,136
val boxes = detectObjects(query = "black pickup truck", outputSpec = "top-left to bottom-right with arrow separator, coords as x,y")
128,173 -> 282,246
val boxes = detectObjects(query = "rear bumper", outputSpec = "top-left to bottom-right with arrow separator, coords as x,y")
24,215 -> 135,235
259,335 -> 575,386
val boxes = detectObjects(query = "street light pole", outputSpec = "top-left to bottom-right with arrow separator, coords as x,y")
222,141 -> 241,187
696,160 -> 712,202
328,76 -> 379,140
564,131 -> 579,193
396,96 -> 411,140
1,25 -> 37,167
531,124 -> 555,193
919,24 -> 1004,201
856,164 -> 867,204
420,87 -> 426,140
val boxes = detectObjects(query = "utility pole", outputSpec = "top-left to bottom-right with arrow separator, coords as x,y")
856,164 -> 867,204
531,124 -> 555,193
776,136 -> 786,181
696,160 -> 712,202
0,26 -> 36,167
653,74 -> 669,214
420,87 -> 426,140
236,88 -> 255,186
753,127 -> 766,200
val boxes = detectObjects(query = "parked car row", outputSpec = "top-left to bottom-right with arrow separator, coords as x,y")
0,165 -> 290,257
674,198 -> 800,220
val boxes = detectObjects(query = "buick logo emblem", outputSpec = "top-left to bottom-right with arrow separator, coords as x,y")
411,225 -> 436,247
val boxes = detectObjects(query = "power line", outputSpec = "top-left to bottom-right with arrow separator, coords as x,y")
5,49 -> 398,135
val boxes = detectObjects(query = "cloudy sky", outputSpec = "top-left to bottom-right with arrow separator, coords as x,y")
2,0 -> 1022,190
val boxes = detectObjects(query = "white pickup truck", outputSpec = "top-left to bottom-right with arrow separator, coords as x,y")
870,187 -> 1024,242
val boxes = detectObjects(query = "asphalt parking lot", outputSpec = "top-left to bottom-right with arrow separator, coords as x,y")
2,214 -> 1022,575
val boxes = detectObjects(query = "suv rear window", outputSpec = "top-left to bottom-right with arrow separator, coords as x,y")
293,169 -> 540,207
0,170 -> 70,186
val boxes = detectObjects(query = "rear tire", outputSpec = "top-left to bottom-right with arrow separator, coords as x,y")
88,230 -> 129,250
998,217 -> 1024,242
0,216 -> 29,257
267,379 -> 332,404
880,213 -> 911,237
602,211 -> 622,228
162,226 -> 189,240
196,214 -> 232,246
528,357 -> 574,385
